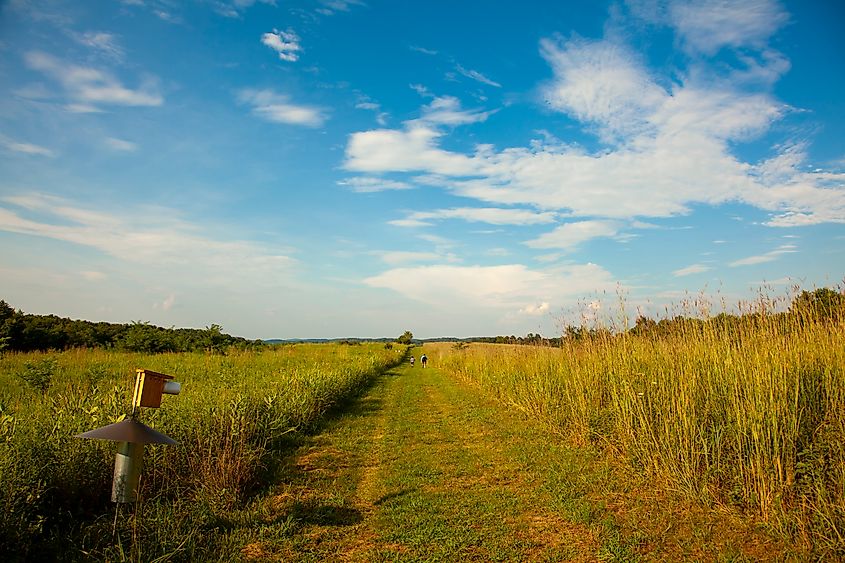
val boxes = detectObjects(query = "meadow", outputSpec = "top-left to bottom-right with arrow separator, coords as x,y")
1,291 -> 843,560
0,342 -> 405,561
427,305 -> 845,556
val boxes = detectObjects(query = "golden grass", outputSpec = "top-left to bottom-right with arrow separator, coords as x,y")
427,312 -> 845,553
0,343 -> 405,559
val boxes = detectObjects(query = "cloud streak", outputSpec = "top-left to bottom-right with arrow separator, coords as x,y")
24,51 -> 163,108
729,244 -> 797,267
455,64 -> 501,88
0,193 -> 296,288
1,136 -> 54,157
239,89 -> 327,127
391,207 -> 557,228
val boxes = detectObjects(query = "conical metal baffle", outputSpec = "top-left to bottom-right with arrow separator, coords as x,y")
76,417 -> 176,445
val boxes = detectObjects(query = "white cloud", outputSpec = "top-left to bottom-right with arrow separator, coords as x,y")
338,177 -> 412,193
345,125 -> 475,175
355,96 -> 388,125
668,0 -> 789,55
417,96 -> 494,126
524,220 -> 621,250
238,89 -> 326,127
342,35 -> 845,226
364,262 -> 616,311
519,302 -> 550,316
391,207 -> 557,228
104,137 -> 138,152
729,244 -> 797,267
410,83 -> 433,98
1,137 -> 54,157
455,64 -> 501,88
540,37 -> 665,140
24,51 -> 162,108
0,193 -> 296,289
73,32 -> 124,60
673,263 -> 711,277
154,10 -> 180,24
65,103 -> 105,113
316,0 -> 362,16
261,29 -> 301,62
410,46 -> 438,55
211,1 -> 276,18
156,294 -> 176,311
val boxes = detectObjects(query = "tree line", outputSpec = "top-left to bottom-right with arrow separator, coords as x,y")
470,287 -> 845,346
0,300 -> 262,353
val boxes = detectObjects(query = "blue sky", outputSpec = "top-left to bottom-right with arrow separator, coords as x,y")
1,0 -> 843,339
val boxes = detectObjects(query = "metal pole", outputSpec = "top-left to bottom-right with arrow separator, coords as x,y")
111,441 -> 144,503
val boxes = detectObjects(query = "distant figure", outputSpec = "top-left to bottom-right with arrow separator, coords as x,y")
420,354 -> 427,368
410,355 -> 415,367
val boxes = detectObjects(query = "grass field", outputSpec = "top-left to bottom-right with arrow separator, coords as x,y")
1,307 -> 842,560
427,312 -> 845,557
0,343 -> 405,561
183,348 -> 806,561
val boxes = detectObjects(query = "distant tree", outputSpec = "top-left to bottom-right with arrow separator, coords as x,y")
790,288 -> 845,321
397,330 -> 413,345
202,324 -> 227,353
630,315 -> 657,336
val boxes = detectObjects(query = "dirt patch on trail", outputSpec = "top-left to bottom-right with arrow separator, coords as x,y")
518,512 -> 601,562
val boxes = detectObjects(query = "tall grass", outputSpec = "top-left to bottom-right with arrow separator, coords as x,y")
0,343 -> 405,560
429,308 -> 844,555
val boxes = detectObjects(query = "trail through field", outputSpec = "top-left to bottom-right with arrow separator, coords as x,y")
243,349 -> 789,561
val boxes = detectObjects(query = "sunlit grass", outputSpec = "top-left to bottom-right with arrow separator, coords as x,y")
0,343 -> 405,560
428,308 -> 844,554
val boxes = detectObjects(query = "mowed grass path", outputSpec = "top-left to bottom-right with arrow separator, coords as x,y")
242,348 -> 792,561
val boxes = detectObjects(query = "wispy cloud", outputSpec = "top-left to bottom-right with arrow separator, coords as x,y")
410,45 -> 437,55
519,302 -> 550,316
354,95 -> 388,125
343,33 -> 845,227
729,244 -> 797,267
1,136 -> 54,157
72,31 -> 124,61
104,137 -> 138,152
668,0 -> 789,55
261,29 -> 301,62
364,263 -> 616,312
455,64 -> 501,88
416,96 -> 494,126
338,177 -> 412,193
390,207 -> 557,228
153,10 -> 180,24
316,0 -> 363,16
409,83 -> 433,98
0,193 -> 296,288
524,220 -> 621,250
673,263 -> 711,277
238,89 -> 326,127
24,51 -> 163,108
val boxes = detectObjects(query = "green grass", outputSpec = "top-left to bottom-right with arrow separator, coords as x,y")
237,347 -> 791,561
426,310 -> 845,558
0,343 -> 406,561
1,319 -> 835,560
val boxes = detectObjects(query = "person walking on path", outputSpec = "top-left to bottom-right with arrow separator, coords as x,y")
410,355 -> 415,367
420,354 -> 427,368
